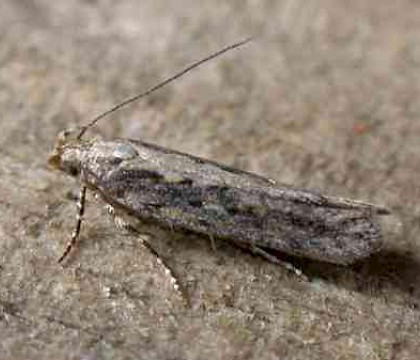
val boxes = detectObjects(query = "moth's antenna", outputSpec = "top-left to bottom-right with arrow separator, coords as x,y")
77,37 -> 253,139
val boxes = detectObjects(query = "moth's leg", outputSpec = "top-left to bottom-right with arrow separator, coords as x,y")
242,243 -> 308,280
107,205 -> 189,305
134,230 -> 190,306
208,234 -> 217,252
58,185 -> 87,263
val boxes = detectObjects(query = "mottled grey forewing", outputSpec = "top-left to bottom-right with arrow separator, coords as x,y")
85,139 -> 386,264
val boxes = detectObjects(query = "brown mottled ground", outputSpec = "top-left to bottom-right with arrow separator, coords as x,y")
1,1 -> 419,359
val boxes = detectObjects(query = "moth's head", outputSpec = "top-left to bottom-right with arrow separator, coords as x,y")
48,128 -> 86,177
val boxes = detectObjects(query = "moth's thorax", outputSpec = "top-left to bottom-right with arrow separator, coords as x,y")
81,141 -> 140,178
49,129 -> 141,185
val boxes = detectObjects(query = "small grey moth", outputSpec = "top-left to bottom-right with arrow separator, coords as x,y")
49,38 -> 390,283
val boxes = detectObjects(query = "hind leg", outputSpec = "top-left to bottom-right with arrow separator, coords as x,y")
107,205 -> 190,306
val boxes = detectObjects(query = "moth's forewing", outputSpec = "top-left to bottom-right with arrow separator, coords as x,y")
78,139 -> 387,265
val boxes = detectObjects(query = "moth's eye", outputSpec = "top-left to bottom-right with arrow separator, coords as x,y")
67,164 -> 80,177
112,144 -> 138,161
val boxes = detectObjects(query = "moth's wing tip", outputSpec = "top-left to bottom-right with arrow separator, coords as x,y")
354,202 -> 391,215
374,205 -> 391,215
323,196 -> 391,215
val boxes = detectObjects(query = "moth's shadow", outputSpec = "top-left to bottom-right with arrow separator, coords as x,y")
149,229 -> 420,306
180,234 -> 420,305
289,248 -> 420,305
75,222 -> 420,307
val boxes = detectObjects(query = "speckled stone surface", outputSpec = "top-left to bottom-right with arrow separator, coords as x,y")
1,1 -> 419,359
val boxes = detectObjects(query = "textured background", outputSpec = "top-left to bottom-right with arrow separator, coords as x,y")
1,0 -> 419,359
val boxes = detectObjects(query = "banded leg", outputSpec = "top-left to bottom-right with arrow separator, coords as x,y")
58,186 -> 87,263
107,205 -> 189,305
136,231 -> 189,306
238,242 -> 308,280
127,225 -> 189,306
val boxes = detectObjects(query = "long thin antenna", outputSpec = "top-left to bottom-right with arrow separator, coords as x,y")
77,37 -> 254,139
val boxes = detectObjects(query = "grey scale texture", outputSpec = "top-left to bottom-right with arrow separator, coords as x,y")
51,136 -> 387,265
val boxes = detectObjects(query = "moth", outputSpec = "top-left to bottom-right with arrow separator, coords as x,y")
49,38 -> 390,284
